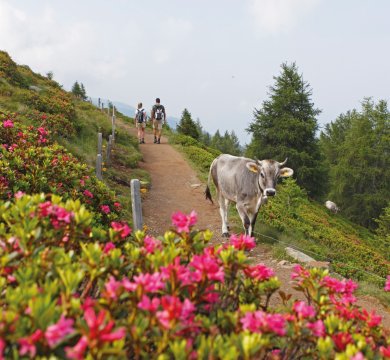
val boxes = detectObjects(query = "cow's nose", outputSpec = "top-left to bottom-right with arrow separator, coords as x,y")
265,189 -> 276,196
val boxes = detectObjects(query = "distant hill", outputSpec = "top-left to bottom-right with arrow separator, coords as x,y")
91,98 -> 178,129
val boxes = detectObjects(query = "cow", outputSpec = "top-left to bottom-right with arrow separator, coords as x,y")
325,200 -> 339,214
205,154 -> 294,237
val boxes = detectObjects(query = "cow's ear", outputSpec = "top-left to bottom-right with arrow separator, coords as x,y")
246,162 -> 260,173
280,167 -> 293,177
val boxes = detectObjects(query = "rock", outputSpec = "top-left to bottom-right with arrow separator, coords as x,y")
285,247 -> 316,263
278,260 -> 289,267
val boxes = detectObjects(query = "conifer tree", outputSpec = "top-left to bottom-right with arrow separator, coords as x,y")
177,109 -> 200,140
246,62 -> 326,198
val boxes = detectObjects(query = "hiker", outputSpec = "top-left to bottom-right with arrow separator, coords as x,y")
135,102 -> 147,144
151,98 -> 166,144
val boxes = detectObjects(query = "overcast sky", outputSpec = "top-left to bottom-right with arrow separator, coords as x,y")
1,0 -> 389,144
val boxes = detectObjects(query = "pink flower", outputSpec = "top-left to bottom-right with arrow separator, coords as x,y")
332,332 -> 352,351
160,257 -> 195,286
143,235 -> 162,254
14,191 -> 25,199
156,296 -> 195,329
104,276 -> 122,300
385,275 -> 390,292
66,336 -> 88,360
291,264 -> 310,280
101,205 -> 111,214
0,338 -> 5,360
3,119 -> 14,128
123,272 -> 165,293
241,311 -> 286,336
83,190 -> 94,198
111,221 -> 131,238
45,315 -> 75,348
138,295 -> 160,312
103,242 -> 116,254
360,310 -> 382,328
114,202 -> 121,209
229,234 -> 256,251
307,320 -> 326,337
351,352 -> 365,360
18,329 -> 44,357
380,345 -> 390,358
171,210 -> 197,233
244,264 -> 274,281
190,252 -> 224,283
293,301 -> 316,318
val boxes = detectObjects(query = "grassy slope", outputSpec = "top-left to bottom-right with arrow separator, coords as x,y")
168,132 -> 389,303
0,51 -> 149,224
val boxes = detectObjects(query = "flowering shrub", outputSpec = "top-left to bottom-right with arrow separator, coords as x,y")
0,113 -> 121,225
0,198 -> 389,359
25,109 -> 75,137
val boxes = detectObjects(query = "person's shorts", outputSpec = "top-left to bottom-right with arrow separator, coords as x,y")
153,119 -> 163,130
136,122 -> 146,129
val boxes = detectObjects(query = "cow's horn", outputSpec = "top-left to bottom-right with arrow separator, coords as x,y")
279,158 -> 288,166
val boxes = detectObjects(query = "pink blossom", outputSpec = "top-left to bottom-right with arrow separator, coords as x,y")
114,202 -> 121,209
83,190 -> 94,198
244,264 -> 274,281
351,352 -> 365,360
360,310 -> 382,328
380,345 -> 390,358
101,205 -> 111,214
291,264 -> 310,280
171,210 -> 197,233
190,252 -> 224,283
65,335 -> 88,360
18,329 -> 44,357
241,311 -> 286,336
45,315 -> 75,348
14,191 -> 25,199
143,235 -> 162,254
293,301 -> 316,318
385,275 -> 390,292
103,242 -> 116,254
332,332 -> 352,351
0,338 -> 5,360
3,119 -> 14,128
104,276 -> 122,300
307,320 -> 326,337
156,296 -> 195,329
123,272 -> 165,293
229,234 -> 256,251
111,221 -> 131,238
322,276 -> 358,295
138,295 -> 160,312
160,257 -> 195,286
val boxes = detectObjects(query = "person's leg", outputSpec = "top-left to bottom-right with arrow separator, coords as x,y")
141,124 -> 145,143
157,121 -> 162,143
153,120 -> 158,143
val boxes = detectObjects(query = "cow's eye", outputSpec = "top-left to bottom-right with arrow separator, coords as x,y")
260,172 -> 265,178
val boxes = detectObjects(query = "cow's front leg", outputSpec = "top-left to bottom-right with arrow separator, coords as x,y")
218,194 -> 229,237
248,211 -> 258,237
236,203 -> 250,235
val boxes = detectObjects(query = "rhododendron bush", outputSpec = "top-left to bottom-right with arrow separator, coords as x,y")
0,113 -> 120,225
0,197 -> 389,359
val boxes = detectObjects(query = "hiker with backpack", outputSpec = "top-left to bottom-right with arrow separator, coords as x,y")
135,102 -> 147,144
151,98 -> 166,144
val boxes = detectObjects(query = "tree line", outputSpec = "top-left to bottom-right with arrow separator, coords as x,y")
177,63 -> 389,232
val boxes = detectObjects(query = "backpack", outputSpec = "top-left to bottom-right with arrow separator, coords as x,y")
136,109 -> 144,123
155,105 -> 164,120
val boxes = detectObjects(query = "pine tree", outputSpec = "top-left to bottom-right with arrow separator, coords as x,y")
246,62 -> 326,198
80,83 -> 87,100
177,109 -> 200,140
320,98 -> 390,228
71,81 -> 82,98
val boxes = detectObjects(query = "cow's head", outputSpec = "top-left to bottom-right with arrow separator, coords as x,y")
246,158 -> 293,198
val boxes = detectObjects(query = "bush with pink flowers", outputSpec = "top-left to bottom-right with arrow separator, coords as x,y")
0,196 -> 389,359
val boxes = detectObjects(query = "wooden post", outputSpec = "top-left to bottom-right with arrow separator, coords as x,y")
111,115 -> 116,141
106,135 -> 112,166
97,132 -> 102,155
130,179 -> 143,231
96,154 -> 102,180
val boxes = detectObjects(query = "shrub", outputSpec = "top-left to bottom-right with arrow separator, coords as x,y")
0,200 -> 389,359
0,51 -> 28,88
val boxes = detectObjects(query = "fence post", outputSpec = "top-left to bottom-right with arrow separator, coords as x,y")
111,115 -> 116,141
96,154 -> 102,180
130,179 -> 143,231
97,132 -> 102,155
106,134 -> 112,166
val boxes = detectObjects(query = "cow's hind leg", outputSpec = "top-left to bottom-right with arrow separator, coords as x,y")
236,203 -> 250,235
248,211 -> 258,238
218,194 -> 229,237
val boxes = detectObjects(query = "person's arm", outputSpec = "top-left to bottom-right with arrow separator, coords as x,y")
163,106 -> 167,124
151,106 -> 155,121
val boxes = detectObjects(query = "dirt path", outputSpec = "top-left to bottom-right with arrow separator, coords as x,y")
126,127 -> 390,328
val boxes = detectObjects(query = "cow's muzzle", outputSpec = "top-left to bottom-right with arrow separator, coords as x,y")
264,188 -> 276,197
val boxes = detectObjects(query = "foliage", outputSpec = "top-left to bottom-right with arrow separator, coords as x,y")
246,62 -> 327,198
375,204 -> 390,246
320,98 -> 390,229
0,200 -> 389,359
0,50 -> 28,88
177,108 -> 200,140
71,81 -> 87,101
0,113 -> 121,225
211,129 -> 242,156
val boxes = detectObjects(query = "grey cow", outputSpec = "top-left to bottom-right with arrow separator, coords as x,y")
205,154 -> 293,237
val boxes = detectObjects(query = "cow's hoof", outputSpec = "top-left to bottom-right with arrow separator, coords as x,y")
222,232 -> 230,238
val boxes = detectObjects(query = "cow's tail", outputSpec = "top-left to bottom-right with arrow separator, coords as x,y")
205,159 -> 216,204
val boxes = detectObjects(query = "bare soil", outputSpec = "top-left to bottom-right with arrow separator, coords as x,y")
127,127 -> 390,328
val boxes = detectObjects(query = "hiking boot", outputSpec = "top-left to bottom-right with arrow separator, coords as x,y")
139,139 -> 142,144
141,139 -> 145,144
157,138 -> 160,144
154,137 -> 157,144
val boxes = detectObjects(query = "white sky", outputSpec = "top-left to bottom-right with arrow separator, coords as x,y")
1,0 -> 389,145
